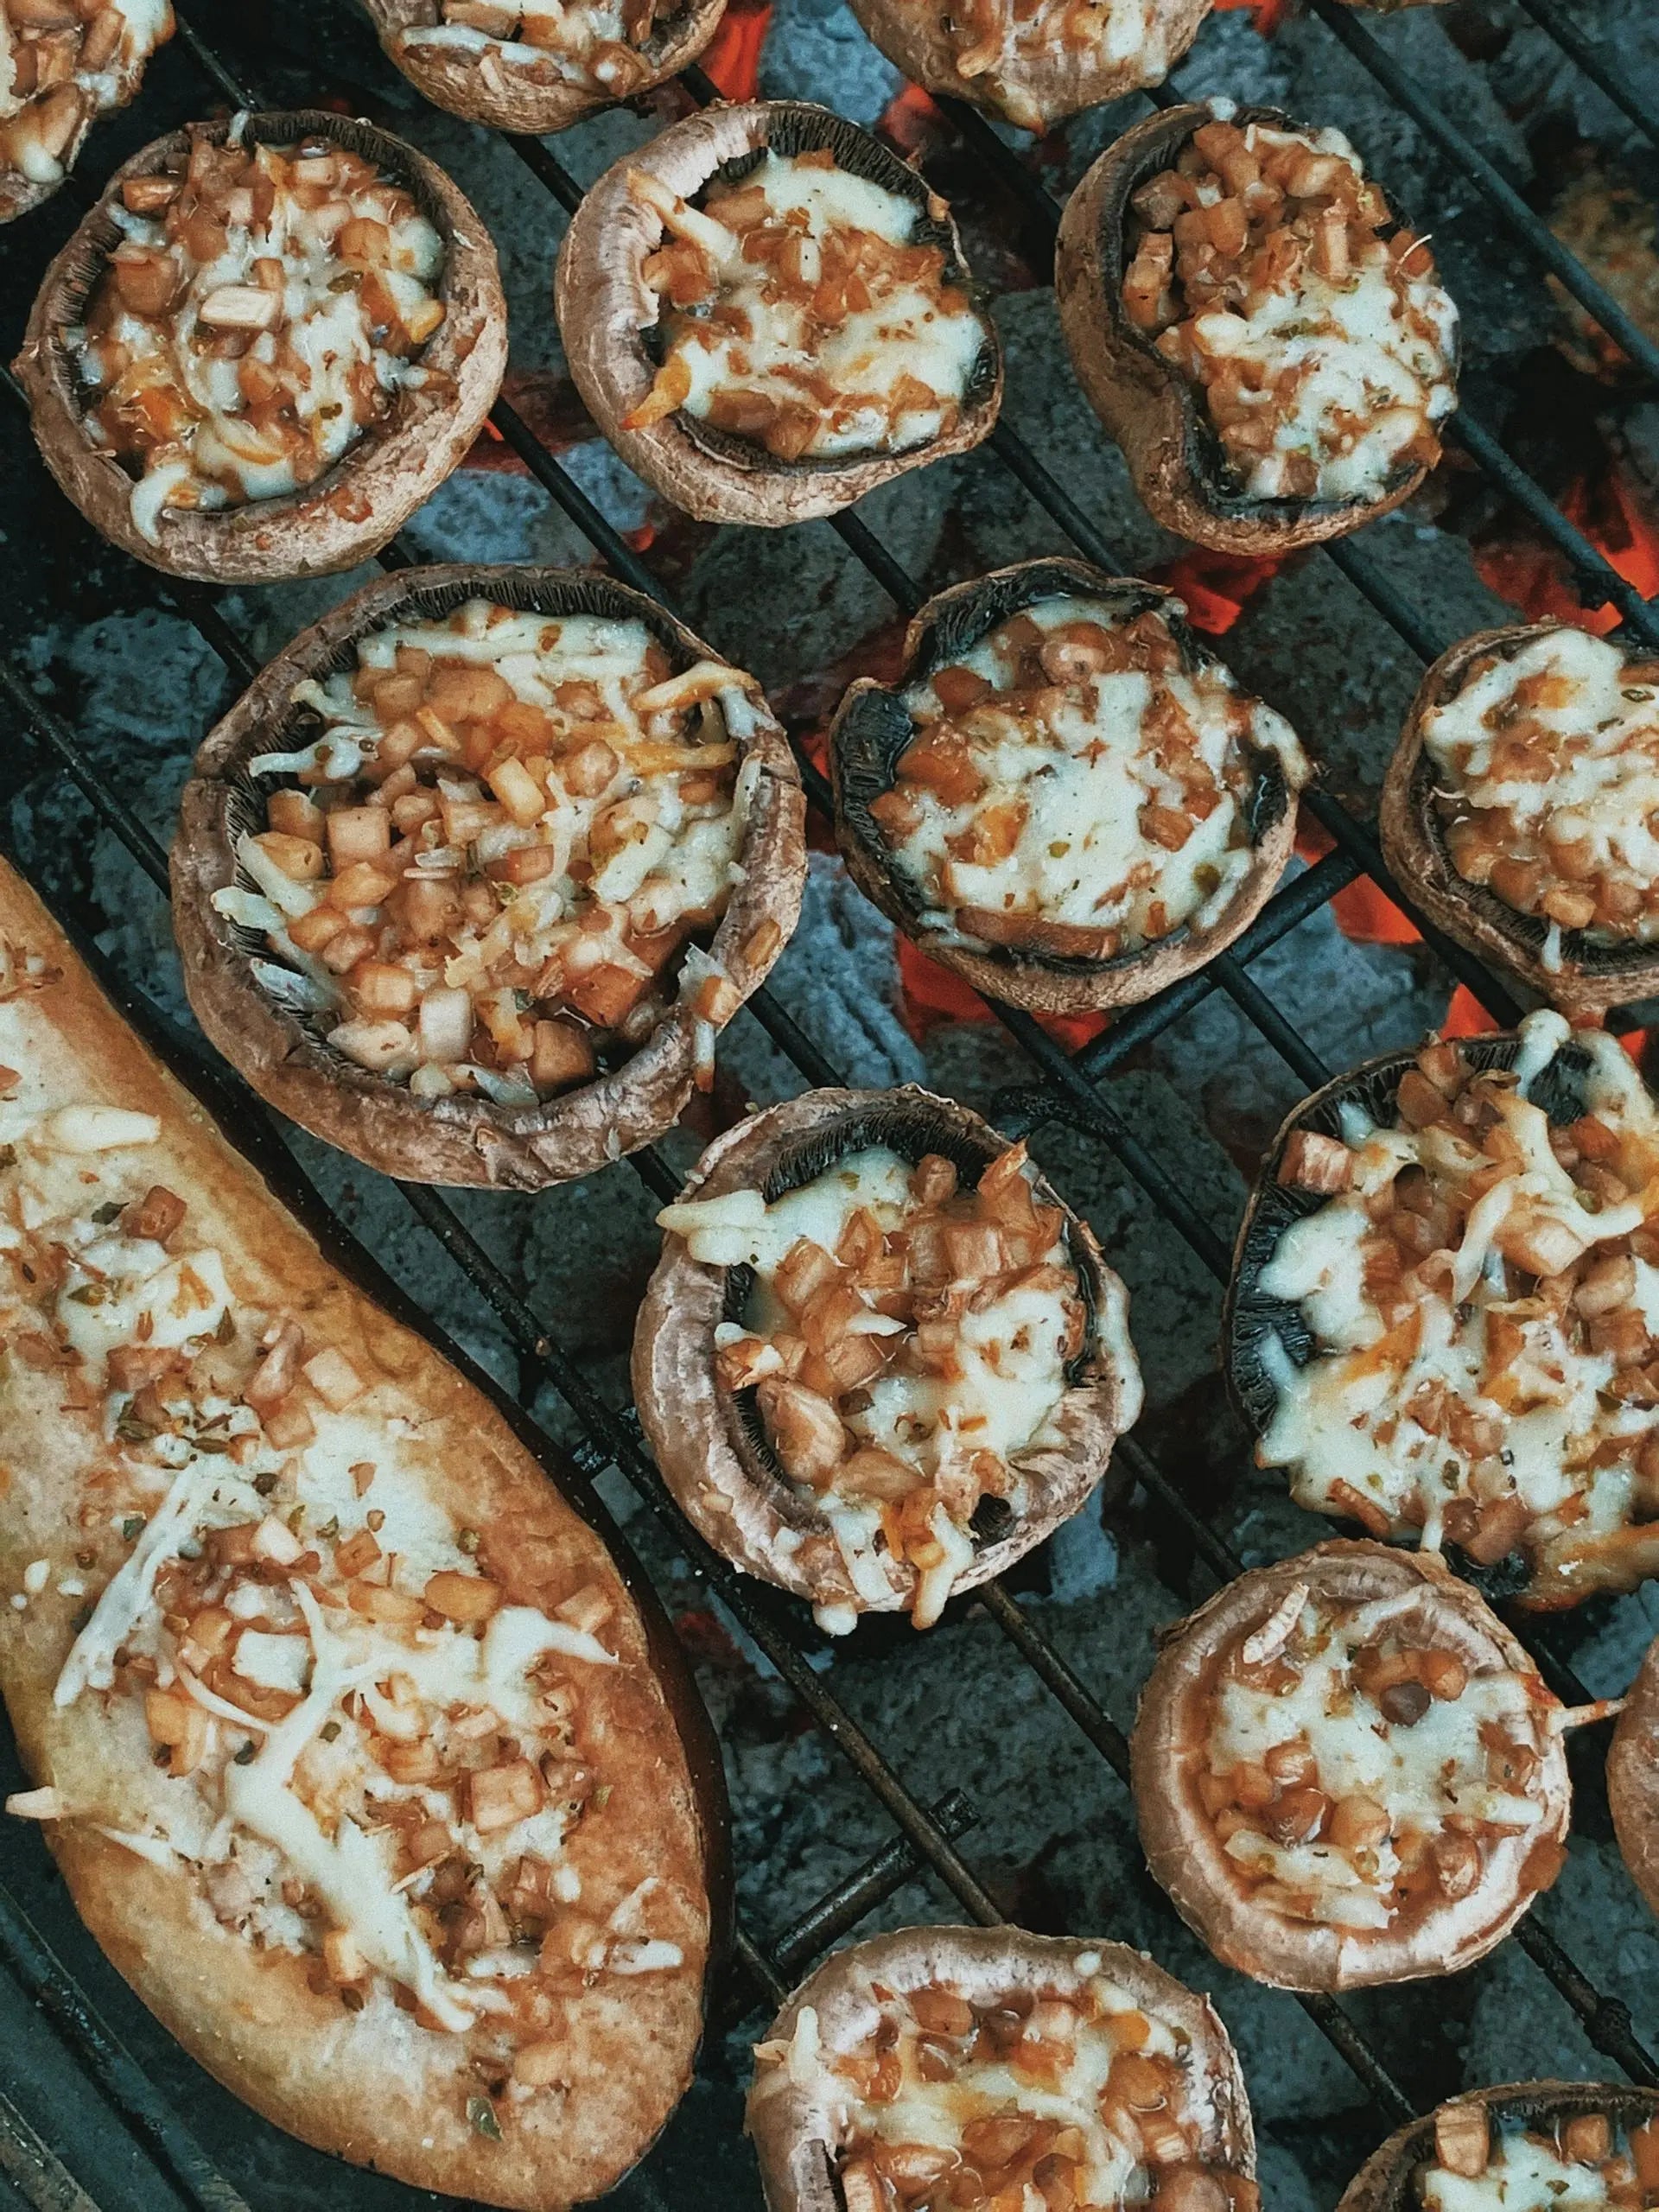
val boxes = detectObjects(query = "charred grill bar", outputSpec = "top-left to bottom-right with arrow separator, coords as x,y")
1,1 -> 1658,2208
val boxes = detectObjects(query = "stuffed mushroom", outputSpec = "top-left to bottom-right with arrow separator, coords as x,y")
15,111 -> 506,582
1381,621 -> 1659,1017
843,0 -> 1211,136
171,564 -> 805,1189
747,1925 -> 1258,2212
1610,1633 -> 1659,1926
1055,102 -> 1459,554
1225,1011 -> 1659,1608
632,1086 -> 1141,1634
1336,2085 -> 1659,2212
1132,1541 -> 1571,1992
0,0 -> 172,224
556,100 -> 1002,528
829,558 -> 1310,1015
359,0 -> 727,134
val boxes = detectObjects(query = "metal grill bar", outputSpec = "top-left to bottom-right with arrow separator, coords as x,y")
1509,0 -> 1659,153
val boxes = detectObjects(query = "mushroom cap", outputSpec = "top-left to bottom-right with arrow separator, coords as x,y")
359,0 -> 728,132
631,1084 -> 1142,1619
843,0 -> 1211,133
747,1923 -> 1255,2212
1380,620 -> 1659,1017
1131,1540 -> 1571,1991
1336,2083 -> 1659,2212
1610,1632 -> 1659,1923
828,556 -> 1306,1014
555,99 -> 1003,527
1054,103 -> 1457,555
14,110 -> 507,583
171,562 -> 805,1189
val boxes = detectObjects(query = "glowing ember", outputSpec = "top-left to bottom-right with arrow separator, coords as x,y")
1209,0 -> 1291,29
1153,547 -> 1283,637
461,370 -> 592,472
879,80 -> 943,158
1474,462 -> 1659,635
700,0 -> 772,100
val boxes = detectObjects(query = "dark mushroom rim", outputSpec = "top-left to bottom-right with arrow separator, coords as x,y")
833,557 -> 1292,976
46,111 -> 464,505
204,568 -> 735,1122
637,101 -> 999,475
1359,2088 -> 1659,2212
1225,1029 -> 1600,1598
1409,630 -> 1659,988
715,1095 -> 1100,1548
1096,102 -> 1458,528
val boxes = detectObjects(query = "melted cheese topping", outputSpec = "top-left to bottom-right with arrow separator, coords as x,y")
1128,114 -> 1458,505
1422,628 -> 1659,963
1201,1584 -> 1550,1931
874,594 -> 1307,957
660,1139 -> 1134,1632
755,1960 -> 1249,2211
402,0 -> 660,93
1421,2117 -> 1653,2211
1256,1011 -> 1659,1602
0,989 -> 683,2056
72,126 -> 445,540
217,597 -> 762,1103
944,0 -> 1173,130
626,150 -> 990,464
0,0 -> 171,187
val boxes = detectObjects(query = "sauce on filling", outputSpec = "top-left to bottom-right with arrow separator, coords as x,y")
753,1961 -> 1259,2211
1256,1010 -> 1659,1605
938,0 -> 1177,129
1421,628 -> 1659,973
1417,2104 -> 1659,2212
1192,1577 -> 1561,1936
0,0 -> 171,189
1122,111 -> 1458,505
658,1138 -> 1137,1632
70,123 -> 447,542
622,147 -> 991,464
402,0 -> 677,98
0,952 -> 693,2103
867,594 -> 1307,960
214,596 -> 767,1106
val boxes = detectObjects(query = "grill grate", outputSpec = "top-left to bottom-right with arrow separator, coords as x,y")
2,2 -> 1658,2205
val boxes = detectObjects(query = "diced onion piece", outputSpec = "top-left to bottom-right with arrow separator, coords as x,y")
302,1346 -> 365,1411
418,985 -> 474,1065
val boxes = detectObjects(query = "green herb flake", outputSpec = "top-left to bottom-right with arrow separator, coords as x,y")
591,1783 -> 612,1809
254,1471 -> 278,1496
320,1719 -> 341,1743
458,1528 -> 480,1554
67,1283 -> 110,1306
121,1515 -> 146,1541
233,1739 -> 257,1765
214,1308 -> 237,1344
318,1516 -> 340,1541
92,1201 -> 124,1225
467,2097 -> 502,2143
116,1414 -> 157,1445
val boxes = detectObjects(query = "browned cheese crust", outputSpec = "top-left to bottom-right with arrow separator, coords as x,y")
555,100 -> 1003,528
1611,1634 -> 1659,1923
843,0 -> 1210,133
0,2 -> 174,225
0,857 -> 725,2210
1336,2084 -> 1659,2212
13,110 -> 507,583
746,1924 -> 1255,2212
1380,619 -> 1659,1018
1054,103 -> 1444,556
1131,1540 -> 1572,1992
359,0 -> 727,132
169,563 -> 806,1190
631,1084 -> 1139,1622
827,558 -> 1306,1015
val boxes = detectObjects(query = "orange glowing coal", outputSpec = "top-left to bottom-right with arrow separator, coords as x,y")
700,0 -> 772,100
1210,0 -> 1291,30
1154,546 -> 1283,638
880,81 -> 943,157
1475,461 -> 1659,637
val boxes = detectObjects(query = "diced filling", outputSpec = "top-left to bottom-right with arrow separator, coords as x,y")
658,1141 -> 1100,1632
1421,628 -> 1659,971
1122,113 -> 1458,504
866,594 -> 1307,961
401,0 -> 677,97
1257,1010 -> 1659,1605
0,1021 -> 687,2103
1193,1579 -> 1560,1936
0,0 -> 170,189
621,149 -> 990,465
213,597 -> 768,1107
754,1964 -> 1258,2212
69,124 -> 447,543
1419,2102 -> 1659,2211
938,0 -> 1175,131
